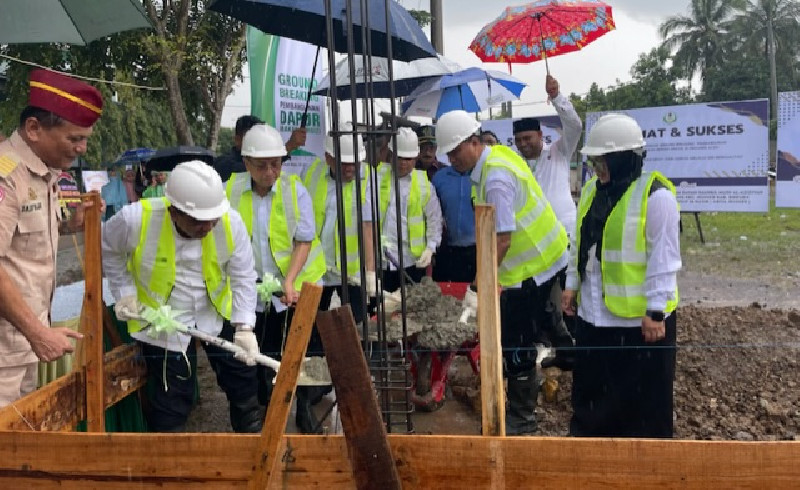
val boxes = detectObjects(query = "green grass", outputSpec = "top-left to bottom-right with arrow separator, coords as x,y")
680,200 -> 800,278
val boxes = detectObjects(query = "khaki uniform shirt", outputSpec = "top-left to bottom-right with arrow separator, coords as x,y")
0,131 -> 61,367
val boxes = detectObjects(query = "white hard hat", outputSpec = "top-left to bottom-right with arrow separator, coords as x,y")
165,160 -> 230,221
581,113 -> 646,156
394,127 -> 419,158
241,124 -> 287,158
325,122 -> 365,163
435,110 -> 482,154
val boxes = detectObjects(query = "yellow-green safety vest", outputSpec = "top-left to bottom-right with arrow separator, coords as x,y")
475,145 -> 568,286
574,171 -> 679,317
376,163 -> 430,258
225,172 -> 325,291
126,197 -> 234,333
303,158 -> 369,277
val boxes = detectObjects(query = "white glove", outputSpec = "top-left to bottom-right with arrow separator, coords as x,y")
233,325 -> 259,366
364,270 -> 378,297
383,290 -> 403,314
415,248 -> 434,268
459,288 -> 478,323
114,295 -> 141,321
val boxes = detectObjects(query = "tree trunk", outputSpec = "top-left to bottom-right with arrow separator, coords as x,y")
767,10 -> 778,123
204,26 -> 246,152
163,66 -> 194,146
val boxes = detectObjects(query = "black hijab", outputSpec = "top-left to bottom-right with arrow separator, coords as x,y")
577,150 -> 645,280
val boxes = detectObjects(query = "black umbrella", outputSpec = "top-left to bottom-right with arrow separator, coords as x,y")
208,0 -> 437,63
145,146 -> 216,173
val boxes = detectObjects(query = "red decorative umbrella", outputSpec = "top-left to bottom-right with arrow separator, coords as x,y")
469,0 -> 615,73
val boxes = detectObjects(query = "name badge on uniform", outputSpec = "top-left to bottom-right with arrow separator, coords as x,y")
21,201 -> 43,213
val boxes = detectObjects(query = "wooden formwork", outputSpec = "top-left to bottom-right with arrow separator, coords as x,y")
2,201 -> 800,488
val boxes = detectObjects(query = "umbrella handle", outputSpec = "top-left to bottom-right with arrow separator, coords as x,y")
301,46 -> 322,128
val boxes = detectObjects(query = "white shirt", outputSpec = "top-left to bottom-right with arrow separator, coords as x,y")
363,171 -> 442,270
565,188 -> 682,327
301,166 -> 366,286
250,182 -> 316,311
524,93 -> 581,236
102,202 -> 257,351
471,147 -> 568,288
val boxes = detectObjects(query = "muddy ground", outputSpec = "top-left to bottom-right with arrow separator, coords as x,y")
57,229 -> 800,439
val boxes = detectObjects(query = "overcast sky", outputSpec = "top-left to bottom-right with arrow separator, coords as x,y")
221,0 -> 693,126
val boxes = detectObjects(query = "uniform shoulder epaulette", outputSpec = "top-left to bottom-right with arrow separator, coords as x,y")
0,153 -> 20,178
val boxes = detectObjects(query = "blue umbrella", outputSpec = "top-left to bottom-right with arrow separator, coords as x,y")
208,0 -> 437,62
401,67 -> 527,119
113,147 -> 156,167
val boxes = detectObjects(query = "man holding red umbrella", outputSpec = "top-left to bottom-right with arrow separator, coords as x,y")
513,74 -> 581,371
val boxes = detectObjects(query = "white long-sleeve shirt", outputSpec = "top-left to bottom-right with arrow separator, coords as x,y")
363,171 -> 442,270
471,146 -> 568,288
525,93 -> 581,236
565,188 -> 682,327
102,202 -> 257,351
250,182 -> 316,311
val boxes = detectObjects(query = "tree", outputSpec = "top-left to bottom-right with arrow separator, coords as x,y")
659,0 -> 746,90
729,0 -> 800,122
141,0 -> 246,148
408,9 -> 433,28
0,43 -> 175,167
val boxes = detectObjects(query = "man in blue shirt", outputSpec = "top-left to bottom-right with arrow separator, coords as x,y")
431,165 -> 476,283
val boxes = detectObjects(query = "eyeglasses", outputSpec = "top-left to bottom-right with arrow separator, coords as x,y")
588,156 -> 606,168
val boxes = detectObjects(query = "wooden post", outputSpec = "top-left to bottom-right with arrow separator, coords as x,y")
475,204 -> 505,436
248,283 -> 322,490
317,306 -> 401,490
81,192 -> 104,432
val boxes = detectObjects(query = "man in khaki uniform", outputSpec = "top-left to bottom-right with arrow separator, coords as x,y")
0,69 -> 103,407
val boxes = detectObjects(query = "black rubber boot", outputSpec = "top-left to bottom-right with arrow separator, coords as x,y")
506,371 -> 539,435
229,395 -> 265,433
295,387 -> 323,434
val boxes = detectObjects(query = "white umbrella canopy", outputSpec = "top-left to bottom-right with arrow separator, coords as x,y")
0,0 -> 152,45
401,67 -> 527,119
314,54 -> 463,99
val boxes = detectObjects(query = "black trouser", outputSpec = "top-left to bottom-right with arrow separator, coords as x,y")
432,244 -> 477,283
382,266 -> 426,292
570,313 -> 677,438
500,275 -> 556,376
320,284 -> 365,325
139,321 -> 259,432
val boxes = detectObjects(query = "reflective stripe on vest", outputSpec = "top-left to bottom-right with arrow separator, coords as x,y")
376,163 -> 430,258
303,158 -> 368,276
226,173 -> 325,291
127,197 -> 233,333
476,145 -> 568,286
574,171 -> 679,317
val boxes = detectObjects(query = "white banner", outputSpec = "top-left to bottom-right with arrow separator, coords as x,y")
480,116 -> 564,154
776,91 -> 800,208
248,29 -> 326,176
586,100 -> 770,212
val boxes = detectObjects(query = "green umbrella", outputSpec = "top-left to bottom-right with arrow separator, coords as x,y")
0,0 -> 152,45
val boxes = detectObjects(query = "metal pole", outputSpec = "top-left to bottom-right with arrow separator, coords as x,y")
324,0 -> 350,305
430,0 -> 444,55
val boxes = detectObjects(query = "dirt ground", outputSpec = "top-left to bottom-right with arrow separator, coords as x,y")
57,227 -> 800,439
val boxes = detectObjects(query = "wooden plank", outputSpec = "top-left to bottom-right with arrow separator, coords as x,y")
0,344 -> 144,431
248,283 -> 322,490
81,192 -> 104,432
103,343 -> 146,407
4,432 -> 800,488
0,372 -> 83,431
474,204 -> 505,436
317,306 -> 401,490
102,305 -> 123,349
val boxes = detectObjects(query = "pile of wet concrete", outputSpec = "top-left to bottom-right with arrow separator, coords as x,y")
380,277 -> 477,349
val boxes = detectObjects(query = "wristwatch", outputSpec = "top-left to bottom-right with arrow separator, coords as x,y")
646,310 -> 665,322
